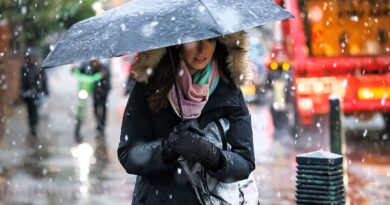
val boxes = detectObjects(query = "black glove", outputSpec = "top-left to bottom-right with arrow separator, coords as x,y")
161,136 -> 179,163
165,120 -> 223,170
162,120 -> 196,163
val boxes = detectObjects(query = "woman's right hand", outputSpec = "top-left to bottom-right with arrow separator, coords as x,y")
162,120 -> 200,162
164,120 -> 223,170
165,120 -> 202,146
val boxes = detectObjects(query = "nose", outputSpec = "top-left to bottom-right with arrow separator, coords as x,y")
196,40 -> 206,51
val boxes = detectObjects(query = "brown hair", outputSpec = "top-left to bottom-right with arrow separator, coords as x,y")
146,41 -> 231,113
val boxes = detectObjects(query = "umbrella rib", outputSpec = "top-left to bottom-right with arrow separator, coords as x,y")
198,0 -> 223,35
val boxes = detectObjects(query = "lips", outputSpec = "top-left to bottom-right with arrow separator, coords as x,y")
194,57 -> 206,62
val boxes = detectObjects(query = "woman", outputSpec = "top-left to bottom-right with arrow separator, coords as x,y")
118,31 -> 255,205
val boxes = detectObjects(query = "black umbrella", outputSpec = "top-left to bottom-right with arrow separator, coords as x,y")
42,0 -> 292,68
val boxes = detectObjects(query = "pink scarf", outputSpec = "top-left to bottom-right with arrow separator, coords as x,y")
168,60 -> 219,119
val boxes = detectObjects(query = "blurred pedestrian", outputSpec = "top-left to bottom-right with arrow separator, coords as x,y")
72,60 -> 110,140
91,60 -> 111,133
117,32 -> 255,205
20,48 -> 49,136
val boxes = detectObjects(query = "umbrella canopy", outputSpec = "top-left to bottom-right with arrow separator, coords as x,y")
43,0 -> 293,68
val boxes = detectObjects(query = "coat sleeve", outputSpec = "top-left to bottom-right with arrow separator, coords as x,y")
117,81 -> 176,176
208,90 -> 255,182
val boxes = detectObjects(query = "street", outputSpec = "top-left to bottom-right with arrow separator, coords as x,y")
1,62 -> 390,205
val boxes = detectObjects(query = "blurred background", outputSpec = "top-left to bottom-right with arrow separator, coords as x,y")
0,0 -> 389,204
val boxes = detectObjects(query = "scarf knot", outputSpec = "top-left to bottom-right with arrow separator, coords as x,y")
168,60 -> 220,119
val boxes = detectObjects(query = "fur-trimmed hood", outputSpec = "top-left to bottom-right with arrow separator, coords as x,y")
131,31 -> 253,86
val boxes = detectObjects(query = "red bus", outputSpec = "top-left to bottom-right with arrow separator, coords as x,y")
267,0 -> 390,133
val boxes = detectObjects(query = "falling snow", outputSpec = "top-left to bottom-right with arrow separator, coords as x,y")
0,0 -> 389,204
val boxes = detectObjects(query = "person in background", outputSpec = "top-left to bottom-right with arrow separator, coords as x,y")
20,48 -> 49,136
91,60 -> 111,133
72,60 -> 110,139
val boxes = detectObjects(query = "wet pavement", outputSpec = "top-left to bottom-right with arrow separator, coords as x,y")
1,61 -> 390,204
0,62 -> 134,205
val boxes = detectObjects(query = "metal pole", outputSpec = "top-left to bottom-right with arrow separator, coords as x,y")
329,96 -> 344,155
329,96 -> 350,205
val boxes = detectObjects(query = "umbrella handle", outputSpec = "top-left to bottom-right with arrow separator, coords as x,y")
168,47 -> 184,121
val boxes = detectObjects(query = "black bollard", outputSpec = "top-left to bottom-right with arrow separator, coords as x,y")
329,97 -> 344,155
295,150 -> 345,205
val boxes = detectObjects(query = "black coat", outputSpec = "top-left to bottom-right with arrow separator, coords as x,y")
118,78 -> 255,205
20,64 -> 49,98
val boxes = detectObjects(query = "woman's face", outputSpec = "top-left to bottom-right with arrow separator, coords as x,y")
180,39 -> 217,75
